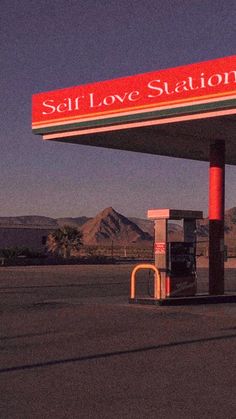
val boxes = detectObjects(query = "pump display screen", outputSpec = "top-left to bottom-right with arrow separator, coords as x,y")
168,242 -> 196,276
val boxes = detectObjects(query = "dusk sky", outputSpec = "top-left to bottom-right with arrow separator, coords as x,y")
1,0 -> 236,218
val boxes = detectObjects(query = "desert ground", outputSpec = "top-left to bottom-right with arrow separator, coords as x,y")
0,261 -> 235,418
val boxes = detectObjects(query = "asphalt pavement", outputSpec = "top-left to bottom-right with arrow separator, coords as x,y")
0,264 -> 235,418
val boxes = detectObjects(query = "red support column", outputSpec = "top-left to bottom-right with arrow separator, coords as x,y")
209,141 -> 225,295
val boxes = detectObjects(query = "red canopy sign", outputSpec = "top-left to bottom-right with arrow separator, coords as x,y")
32,55 -> 236,135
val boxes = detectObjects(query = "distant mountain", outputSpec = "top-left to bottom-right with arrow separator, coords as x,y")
1,207 -> 236,245
129,217 -> 183,239
197,223 -> 209,238
129,217 -> 154,236
80,207 -> 152,245
225,207 -> 236,231
0,215 -> 91,229
197,207 -> 236,238
0,215 -> 57,227
56,216 -> 91,228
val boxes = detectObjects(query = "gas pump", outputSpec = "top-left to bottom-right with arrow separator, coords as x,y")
147,209 -> 203,298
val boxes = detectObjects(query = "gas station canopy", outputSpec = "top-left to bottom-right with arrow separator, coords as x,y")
32,55 -> 236,164
32,55 -> 236,297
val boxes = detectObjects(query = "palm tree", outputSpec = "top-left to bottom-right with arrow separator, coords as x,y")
47,226 -> 83,258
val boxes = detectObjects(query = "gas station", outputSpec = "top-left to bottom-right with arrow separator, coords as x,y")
32,55 -> 236,304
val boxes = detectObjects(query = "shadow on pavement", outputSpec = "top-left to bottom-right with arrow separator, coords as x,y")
1,332 -> 235,375
0,329 -> 61,341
